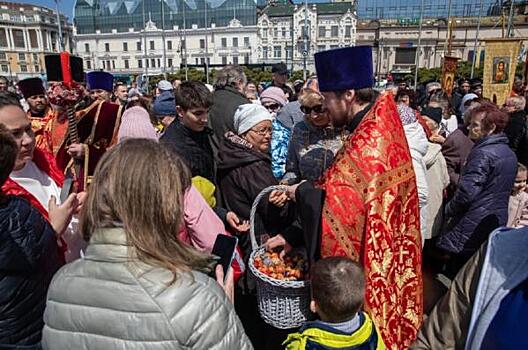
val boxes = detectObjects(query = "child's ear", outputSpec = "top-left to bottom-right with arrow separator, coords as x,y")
176,106 -> 184,120
310,300 -> 317,314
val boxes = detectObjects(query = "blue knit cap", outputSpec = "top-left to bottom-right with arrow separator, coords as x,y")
153,91 -> 177,117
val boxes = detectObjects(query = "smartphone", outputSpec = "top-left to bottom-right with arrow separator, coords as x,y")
60,177 -> 74,203
211,234 -> 238,281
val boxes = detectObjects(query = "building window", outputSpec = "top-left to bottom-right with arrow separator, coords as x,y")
319,27 -> 326,38
28,30 -> 38,48
85,43 -> 90,52
281,28 -> 286,37
345,25 -> 352,38
105,43 -> 110,52
33,53 -> 38,61
124,59 -> 129,69
18,53 -> 25,61
168,58 -> 172,67
195,58 -> 199,65
285,46 -> 292,59
221,38 -> 227,48
149,41 -> 155,50
146,59 -> 149,68
263,47 -> 268,60
86,60 -> 91,69
167,40 -> 172,50
138,59 -> 143,68
273,28 -> 278,37
34,65 -> 39,72
157,58 -> 160,67
233,56 -> 238,65
233,38 -> 238,47
274,45 -> 281,58
181,39 -> 186,50
244,37 -> 249,48
317,45 -> 326,52
261,28 -> 267,39
20,64 -> 27,72
12,29 -> 25,48
0,29 -> 7,47
112,60 -> 115,69
137,41 -> 142,51
222,56 -> 227,65
200,57 -> 205,65
151,58 -> 156,67
1,64 -> 7,72
123,42 -> 128,51
0,53 -> 5,60
200,39 -> 205,49
331,26 -> 338,37
395,48 -> 416,64
244,54 -> 249,64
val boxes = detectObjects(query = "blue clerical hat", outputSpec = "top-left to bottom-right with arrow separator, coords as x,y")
86,71 -> 114,92
315,46 -> 374,92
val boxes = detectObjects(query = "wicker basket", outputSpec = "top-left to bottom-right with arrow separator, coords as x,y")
248,185 -> 312,329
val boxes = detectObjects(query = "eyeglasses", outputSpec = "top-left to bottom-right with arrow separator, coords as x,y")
300,104 -> 325,115
250,127 -> 272,136
264,103 -> 281,112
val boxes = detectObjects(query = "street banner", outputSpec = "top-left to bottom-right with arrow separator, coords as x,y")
483,38 -> 523,105
441,56 -> 459,97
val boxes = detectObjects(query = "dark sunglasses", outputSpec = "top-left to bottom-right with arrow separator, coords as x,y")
301,104 -> 325,114
264,103 -> 281,111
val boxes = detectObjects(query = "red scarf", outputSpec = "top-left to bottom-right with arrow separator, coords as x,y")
2,148 -> 67,262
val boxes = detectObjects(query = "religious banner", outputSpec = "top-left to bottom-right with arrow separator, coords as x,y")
441,56 -> 459,97
483,38 -> 523,105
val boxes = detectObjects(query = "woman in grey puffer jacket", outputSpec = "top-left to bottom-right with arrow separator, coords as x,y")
42,139 -> 253,350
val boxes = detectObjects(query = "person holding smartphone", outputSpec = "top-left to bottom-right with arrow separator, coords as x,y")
42,139 -> 251,350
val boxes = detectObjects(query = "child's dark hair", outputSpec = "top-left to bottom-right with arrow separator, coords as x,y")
0,123 -> 18,189
311,257 -> 365,323
175,81 -> 213,111
518,162 -> 527,173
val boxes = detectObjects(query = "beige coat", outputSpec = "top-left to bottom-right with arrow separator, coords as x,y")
424,142 -> 449,239
42,228 -> 253,350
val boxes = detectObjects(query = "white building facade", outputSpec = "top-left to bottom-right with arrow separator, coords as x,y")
75,17 -> 259,76
257,2 -> 357,71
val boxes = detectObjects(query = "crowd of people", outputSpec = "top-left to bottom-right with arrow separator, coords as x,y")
1,46 -> 528,350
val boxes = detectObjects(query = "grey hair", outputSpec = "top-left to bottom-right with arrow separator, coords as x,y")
507,96 -> 526,111
214,65 -> 247,89
426,82 -> 441,93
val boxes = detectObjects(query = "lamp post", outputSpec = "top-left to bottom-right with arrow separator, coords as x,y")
303,0 -> 308,80
142,0 -> 149,93
413,0 -> 425,89
182,0 -> 188,80
54,0 -> 63,52
161,0 -> 167,78
470,0 -> 484,78
204,0 -> 209,84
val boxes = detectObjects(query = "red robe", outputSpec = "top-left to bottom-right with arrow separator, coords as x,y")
28,107 -> 57,154
2,148 -> 67,261
318,93 -> 423,350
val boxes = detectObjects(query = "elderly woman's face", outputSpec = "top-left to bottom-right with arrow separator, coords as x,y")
301,103 -> 329,128
243,120 -> 272,153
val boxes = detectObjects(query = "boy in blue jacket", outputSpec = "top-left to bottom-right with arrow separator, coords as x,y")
284,257 -> 385,350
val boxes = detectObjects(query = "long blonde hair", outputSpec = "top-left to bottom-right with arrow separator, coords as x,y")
80,139 -> 211,281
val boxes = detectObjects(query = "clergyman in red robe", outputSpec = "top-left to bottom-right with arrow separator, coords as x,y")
270,46 -> 423,350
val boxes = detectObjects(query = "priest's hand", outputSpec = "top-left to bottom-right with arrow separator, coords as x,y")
67,143 -> 85,159
264,234 -> 292,259
226,211 -> 250,233
269,190 -> 289,207
48,194 -> 79,236
285,181 -> 306,202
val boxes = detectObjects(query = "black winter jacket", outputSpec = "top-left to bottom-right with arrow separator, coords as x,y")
160,121 -> 215,183
217,133 -> 291,256
208,86 -> 249,158
438,134 -> 517,256
505,109 -> 528,167
0,196 -> 62,346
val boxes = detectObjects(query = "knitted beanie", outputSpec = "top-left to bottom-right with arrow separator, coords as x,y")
260,86 -> 288,106
117,106 -> 159,143
233,103 -> 274,135
153,91 -> 177,117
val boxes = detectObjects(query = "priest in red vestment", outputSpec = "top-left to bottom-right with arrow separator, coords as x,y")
268,46 -> 423,350
47,67 -> 123,189
18,77 -> 58,152
0,92 -> 85,262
